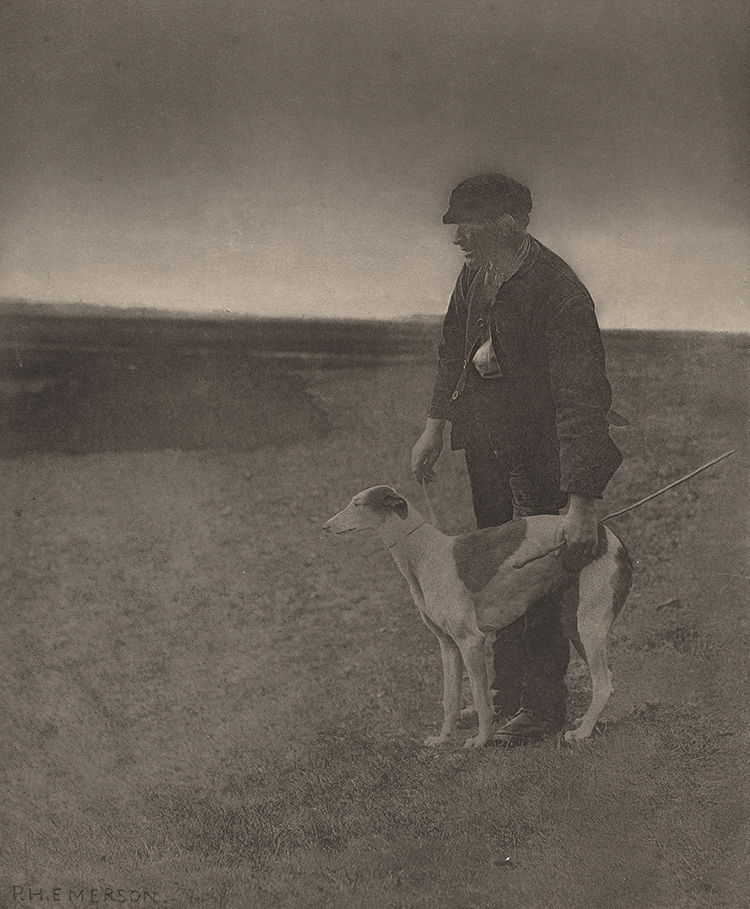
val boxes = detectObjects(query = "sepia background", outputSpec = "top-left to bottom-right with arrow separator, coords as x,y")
1,2 -> 748,908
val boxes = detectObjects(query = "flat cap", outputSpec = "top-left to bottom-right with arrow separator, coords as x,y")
442,173 -> 532,224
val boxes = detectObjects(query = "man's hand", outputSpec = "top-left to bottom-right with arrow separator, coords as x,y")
556,494 -> 599,572
411,419 -> 445,484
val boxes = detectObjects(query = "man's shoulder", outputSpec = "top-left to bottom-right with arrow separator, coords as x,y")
527,238 -> 592,302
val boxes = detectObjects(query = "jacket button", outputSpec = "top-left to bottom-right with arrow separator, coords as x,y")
477,318 -> 485,327
451,391 -> 459,401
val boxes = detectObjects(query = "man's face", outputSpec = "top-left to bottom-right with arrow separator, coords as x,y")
452,220 -> 504,265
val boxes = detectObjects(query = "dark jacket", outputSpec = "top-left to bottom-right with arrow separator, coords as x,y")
427,237 -> 622,497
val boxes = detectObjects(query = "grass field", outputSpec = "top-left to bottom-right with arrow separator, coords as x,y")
1,316 -> 748,908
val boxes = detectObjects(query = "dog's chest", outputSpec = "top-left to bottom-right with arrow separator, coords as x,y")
414,556 -> 478,636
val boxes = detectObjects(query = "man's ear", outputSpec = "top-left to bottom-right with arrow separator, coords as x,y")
498,214 -> 516,236
383,493 -> 408,520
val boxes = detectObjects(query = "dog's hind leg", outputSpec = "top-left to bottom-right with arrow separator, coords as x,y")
564,624 -> 613,743
564,553 -> 628,742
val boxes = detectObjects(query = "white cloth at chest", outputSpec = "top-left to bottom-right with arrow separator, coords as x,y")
471,234 -> 531,379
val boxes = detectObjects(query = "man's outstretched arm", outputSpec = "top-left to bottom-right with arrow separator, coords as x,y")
412,271 -> 468,482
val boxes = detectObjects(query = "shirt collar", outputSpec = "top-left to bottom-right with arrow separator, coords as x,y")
483,232 -> 532,286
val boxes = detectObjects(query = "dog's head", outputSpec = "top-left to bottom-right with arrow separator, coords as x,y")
323,485 -> 409,535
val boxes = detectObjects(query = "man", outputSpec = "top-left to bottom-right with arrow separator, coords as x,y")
411,173 -> 622,745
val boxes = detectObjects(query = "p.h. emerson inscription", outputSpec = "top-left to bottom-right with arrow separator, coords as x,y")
10,886 -> 157,904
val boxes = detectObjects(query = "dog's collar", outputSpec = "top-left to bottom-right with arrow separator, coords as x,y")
385,520 -> 428,550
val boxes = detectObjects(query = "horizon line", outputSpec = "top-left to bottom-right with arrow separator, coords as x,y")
1,296 -> 748,335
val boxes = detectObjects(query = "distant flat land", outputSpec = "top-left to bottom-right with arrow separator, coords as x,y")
1,298 -> 746,458
0,300 -> 443,363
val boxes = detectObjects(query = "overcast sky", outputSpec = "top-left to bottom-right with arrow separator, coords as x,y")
1,0 -> 748,330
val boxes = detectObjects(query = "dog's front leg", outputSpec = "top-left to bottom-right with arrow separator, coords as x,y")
423,636 -> 462,747
459,634 -> 493,748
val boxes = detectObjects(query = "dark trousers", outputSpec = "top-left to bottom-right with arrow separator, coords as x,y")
464,439 -> 570,724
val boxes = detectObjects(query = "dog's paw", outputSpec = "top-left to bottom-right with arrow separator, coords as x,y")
462,733 -> 490,749
423,734 -> 449,747
564,728 -> 591,744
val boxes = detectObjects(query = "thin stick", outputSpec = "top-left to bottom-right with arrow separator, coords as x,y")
512,449 -> 736,569
600,450 -> 736,523
421,477 -> 440,528
511,540 -> 567,569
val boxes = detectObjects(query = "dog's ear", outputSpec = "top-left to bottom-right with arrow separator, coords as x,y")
383,493 -> 408,520
607,408 -> 630,427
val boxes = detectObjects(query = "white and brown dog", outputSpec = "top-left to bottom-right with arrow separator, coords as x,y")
324,485 -> 632,748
